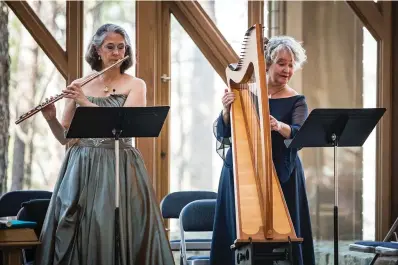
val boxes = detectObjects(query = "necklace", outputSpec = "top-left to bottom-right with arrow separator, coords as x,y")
100,75 -> 115,93
268,86 -> 286,98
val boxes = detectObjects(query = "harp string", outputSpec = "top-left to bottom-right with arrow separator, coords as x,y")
250,73 -> 259,178
239,72 -> 261,181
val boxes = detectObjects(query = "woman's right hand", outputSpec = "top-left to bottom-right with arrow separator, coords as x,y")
41,102 -> 56,121
222,88 -> 235,113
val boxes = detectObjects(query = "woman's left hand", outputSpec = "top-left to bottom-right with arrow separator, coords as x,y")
270,115 -> 281,131
62,81 -> 89,106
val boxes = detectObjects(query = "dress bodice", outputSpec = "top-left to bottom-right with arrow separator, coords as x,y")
214,95 -> 308,183
269,95 -> 308,182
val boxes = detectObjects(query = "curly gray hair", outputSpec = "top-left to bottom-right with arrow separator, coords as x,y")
264,36 -> 307,70
85,23 -> 134,73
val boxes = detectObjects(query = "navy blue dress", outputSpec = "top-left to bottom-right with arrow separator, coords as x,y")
210,95 -> 315,265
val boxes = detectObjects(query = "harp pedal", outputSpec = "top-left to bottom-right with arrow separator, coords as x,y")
232,237 -> 295,265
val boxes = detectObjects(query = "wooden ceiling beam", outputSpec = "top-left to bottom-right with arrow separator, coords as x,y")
346,1 -> 385,39
169,0 -> 238,84
5,1 -> 67,78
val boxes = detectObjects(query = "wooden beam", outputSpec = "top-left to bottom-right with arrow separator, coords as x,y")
136,1 -> 160,192
391,1 -> 398,228
66,1 -> 84,84
375,1 -> 392,239
156,2 -> 171,203
5,1 -> 67,78
248,0 -> 264,28
346,1 -> 385,39
169,0 -> 238,84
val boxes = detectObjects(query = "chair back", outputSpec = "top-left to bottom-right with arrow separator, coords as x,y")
180,199 -> 216,232
17,199 -> 51,236
0,190 -> 52,217
180,199 -> 216,265
160,191 -> 217,219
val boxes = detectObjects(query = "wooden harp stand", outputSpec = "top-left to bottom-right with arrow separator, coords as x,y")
227,24 -> 302,265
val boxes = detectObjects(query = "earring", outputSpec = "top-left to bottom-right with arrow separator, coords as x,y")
98,56 -> 101,60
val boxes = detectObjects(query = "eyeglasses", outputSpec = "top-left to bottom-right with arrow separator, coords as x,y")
103,44 -> 127,52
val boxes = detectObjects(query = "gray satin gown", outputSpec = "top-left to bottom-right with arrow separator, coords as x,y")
35,95 -> 175,265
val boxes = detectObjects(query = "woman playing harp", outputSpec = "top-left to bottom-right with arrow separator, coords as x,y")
210,35 -> 315,265
35,23 -> 174,265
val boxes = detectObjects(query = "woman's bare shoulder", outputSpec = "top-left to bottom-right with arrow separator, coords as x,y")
286,86 -> 299,96
123,75 -> 146,90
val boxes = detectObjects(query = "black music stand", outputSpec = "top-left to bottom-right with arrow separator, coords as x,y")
284,108 -> 386,265
66,106 -> 170,265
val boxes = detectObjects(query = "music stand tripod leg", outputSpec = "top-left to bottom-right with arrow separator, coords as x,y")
332,133 -> 339,265
113,129 -> 122,265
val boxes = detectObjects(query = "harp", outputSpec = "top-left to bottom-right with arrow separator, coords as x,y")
227,24 -> 302,263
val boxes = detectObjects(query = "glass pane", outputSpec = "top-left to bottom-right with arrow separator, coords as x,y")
8,10 -> 66,191
27,0 -> 66,49
283,1 -> 377,260
169,14 -> 225,247
83,1 -> 136,76
362,27 -> 377,240
170,15 -> 224,193
198,0 -> 248,54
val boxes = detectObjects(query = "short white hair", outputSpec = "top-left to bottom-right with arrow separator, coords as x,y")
264,36 -> 307,70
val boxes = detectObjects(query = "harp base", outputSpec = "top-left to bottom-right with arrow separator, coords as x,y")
232,237 -> 299,265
